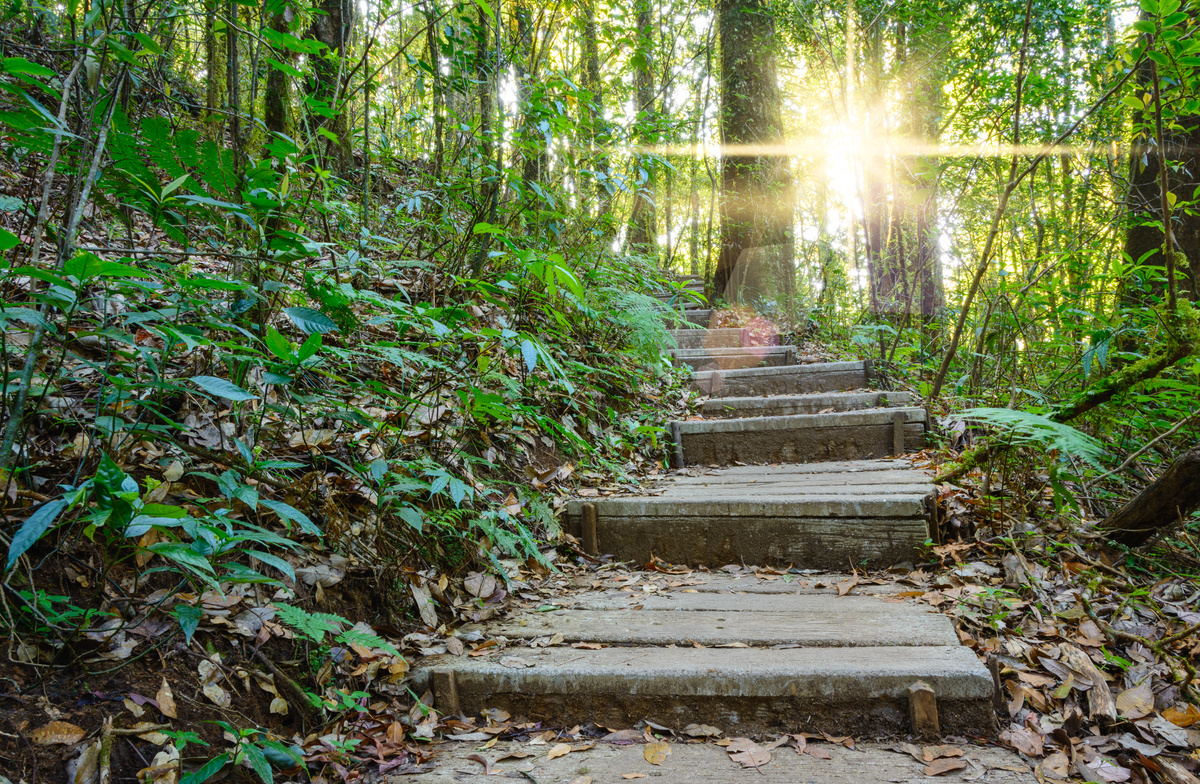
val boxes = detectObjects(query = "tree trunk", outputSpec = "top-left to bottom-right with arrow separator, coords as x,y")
1098,447 -> 1200,546
307,0 -> 356,174
1122,17 -> 1200,305
627,0 -> 657,254
715,0 -> 793,301
422,0 -> 445,179
204,0 -> 226,139
263,6 -> 293,144
580,0 -> 609,211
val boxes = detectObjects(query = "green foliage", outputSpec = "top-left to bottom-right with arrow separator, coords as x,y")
960,408 -> 1107,466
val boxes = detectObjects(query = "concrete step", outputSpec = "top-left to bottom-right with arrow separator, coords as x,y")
426,739 -> 1034,783
693,359 -> 873,397
701,390 -> 914,419
674,406 -> 927,465
668,327 -> 780,350
565,460 -> 933,569
466,593 -> 959,648
412,645 -> 994,737
673,345 -> 794,371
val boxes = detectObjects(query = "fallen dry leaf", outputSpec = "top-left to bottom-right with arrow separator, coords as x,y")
727,737 -> 771,769
32,721 -> 86,745
683,723 -> 722,738
1039,751 -> 1070,778
547,743 -> 572,760
621,775 -> 646,780
924,759 -> 967,776
467,754 -> 494,774
156,678 -> 177,719
805,746 -> 832,760
922,745 -> 963,762
1163,703 -> 1200,728
644,741 -> 670,765
1115,681 -> 1154,719
567,778 -> 592,784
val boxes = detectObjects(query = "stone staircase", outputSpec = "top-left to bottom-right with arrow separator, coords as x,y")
412,305 -> 997,742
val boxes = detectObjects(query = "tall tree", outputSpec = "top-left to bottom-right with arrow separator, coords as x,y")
627,0 -> 657,254
715,0 -> 792,300
1122,54 -> 1200,306
307,0 -> 356,173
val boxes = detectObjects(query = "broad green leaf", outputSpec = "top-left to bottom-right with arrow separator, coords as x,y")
0,227 -> 18,250
180,753 -> 228,784
174,604 -> 203,644
397,505 -> 424,532
6,499 -> 67,570
258,499 -> 321,536
284,306 -> 338,334
296,332 -> 322,362
2,57 -> 55,77
246,550 -> 296,582
189,376 -> 258,401
520,339 -> 538,373
265,326 -> 293,362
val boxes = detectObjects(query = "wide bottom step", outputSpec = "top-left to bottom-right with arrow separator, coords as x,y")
413,645 -> 996,736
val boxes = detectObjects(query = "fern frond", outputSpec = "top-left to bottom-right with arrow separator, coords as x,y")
960,407 -> 1106,466
336,628 -> 402,658
273,603 -> 347,643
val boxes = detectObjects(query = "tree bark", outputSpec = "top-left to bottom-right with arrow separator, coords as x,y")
307,0 -> 356,174
1098,447 -> 1200,546
263,5 -> 293,144
715,0 -> 792,301
1122,15 -> 1200,305
627,0 -> 657,254
204,0 -> 226,139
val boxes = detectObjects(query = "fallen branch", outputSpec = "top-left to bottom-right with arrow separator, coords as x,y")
1096,446 -> 1200,547
936,339 -> 1195,483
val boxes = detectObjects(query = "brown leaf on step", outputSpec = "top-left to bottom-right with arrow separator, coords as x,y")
727,738 -> 771,768
889,742 -> 923,762
836,574 -> 859,596
922,745 -> 963,762
467,754 -> 494,774
1164,703 -> 1200,727
547,743 -> 572,760
567,778 -> 593,784
924,759 -> 967,776
644,741 -> 670,765
155,678 -> 177,719
822,732 -> 855,748
1038,751 -> 1070,778
805,747 -> 832,760
682,723 -> 722,738
31,721 -> 86,745
1000,727 -> 1044,757
603,729 -> 645,744
1115,681 -> 1154,719
621,774 -> 646,779
495,751 -> 534,761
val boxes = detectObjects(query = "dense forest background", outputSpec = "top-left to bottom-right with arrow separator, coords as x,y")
1,0 -> 1199,779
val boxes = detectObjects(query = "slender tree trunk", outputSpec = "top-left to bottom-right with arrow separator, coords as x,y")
307,0 -> 356,173
715,0 -> 792,301
423,0 -> 445,179
581,0 -> 609,212
628,0 -> 657,254
263,6 -> 293,144
204,0 -> 226,139
226,0 -> 242,159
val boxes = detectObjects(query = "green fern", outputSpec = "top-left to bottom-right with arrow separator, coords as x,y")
590,287 -> 675,364
336,628 -> 401,658
960,407 -> 1106,466
273,603 -> 347,643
